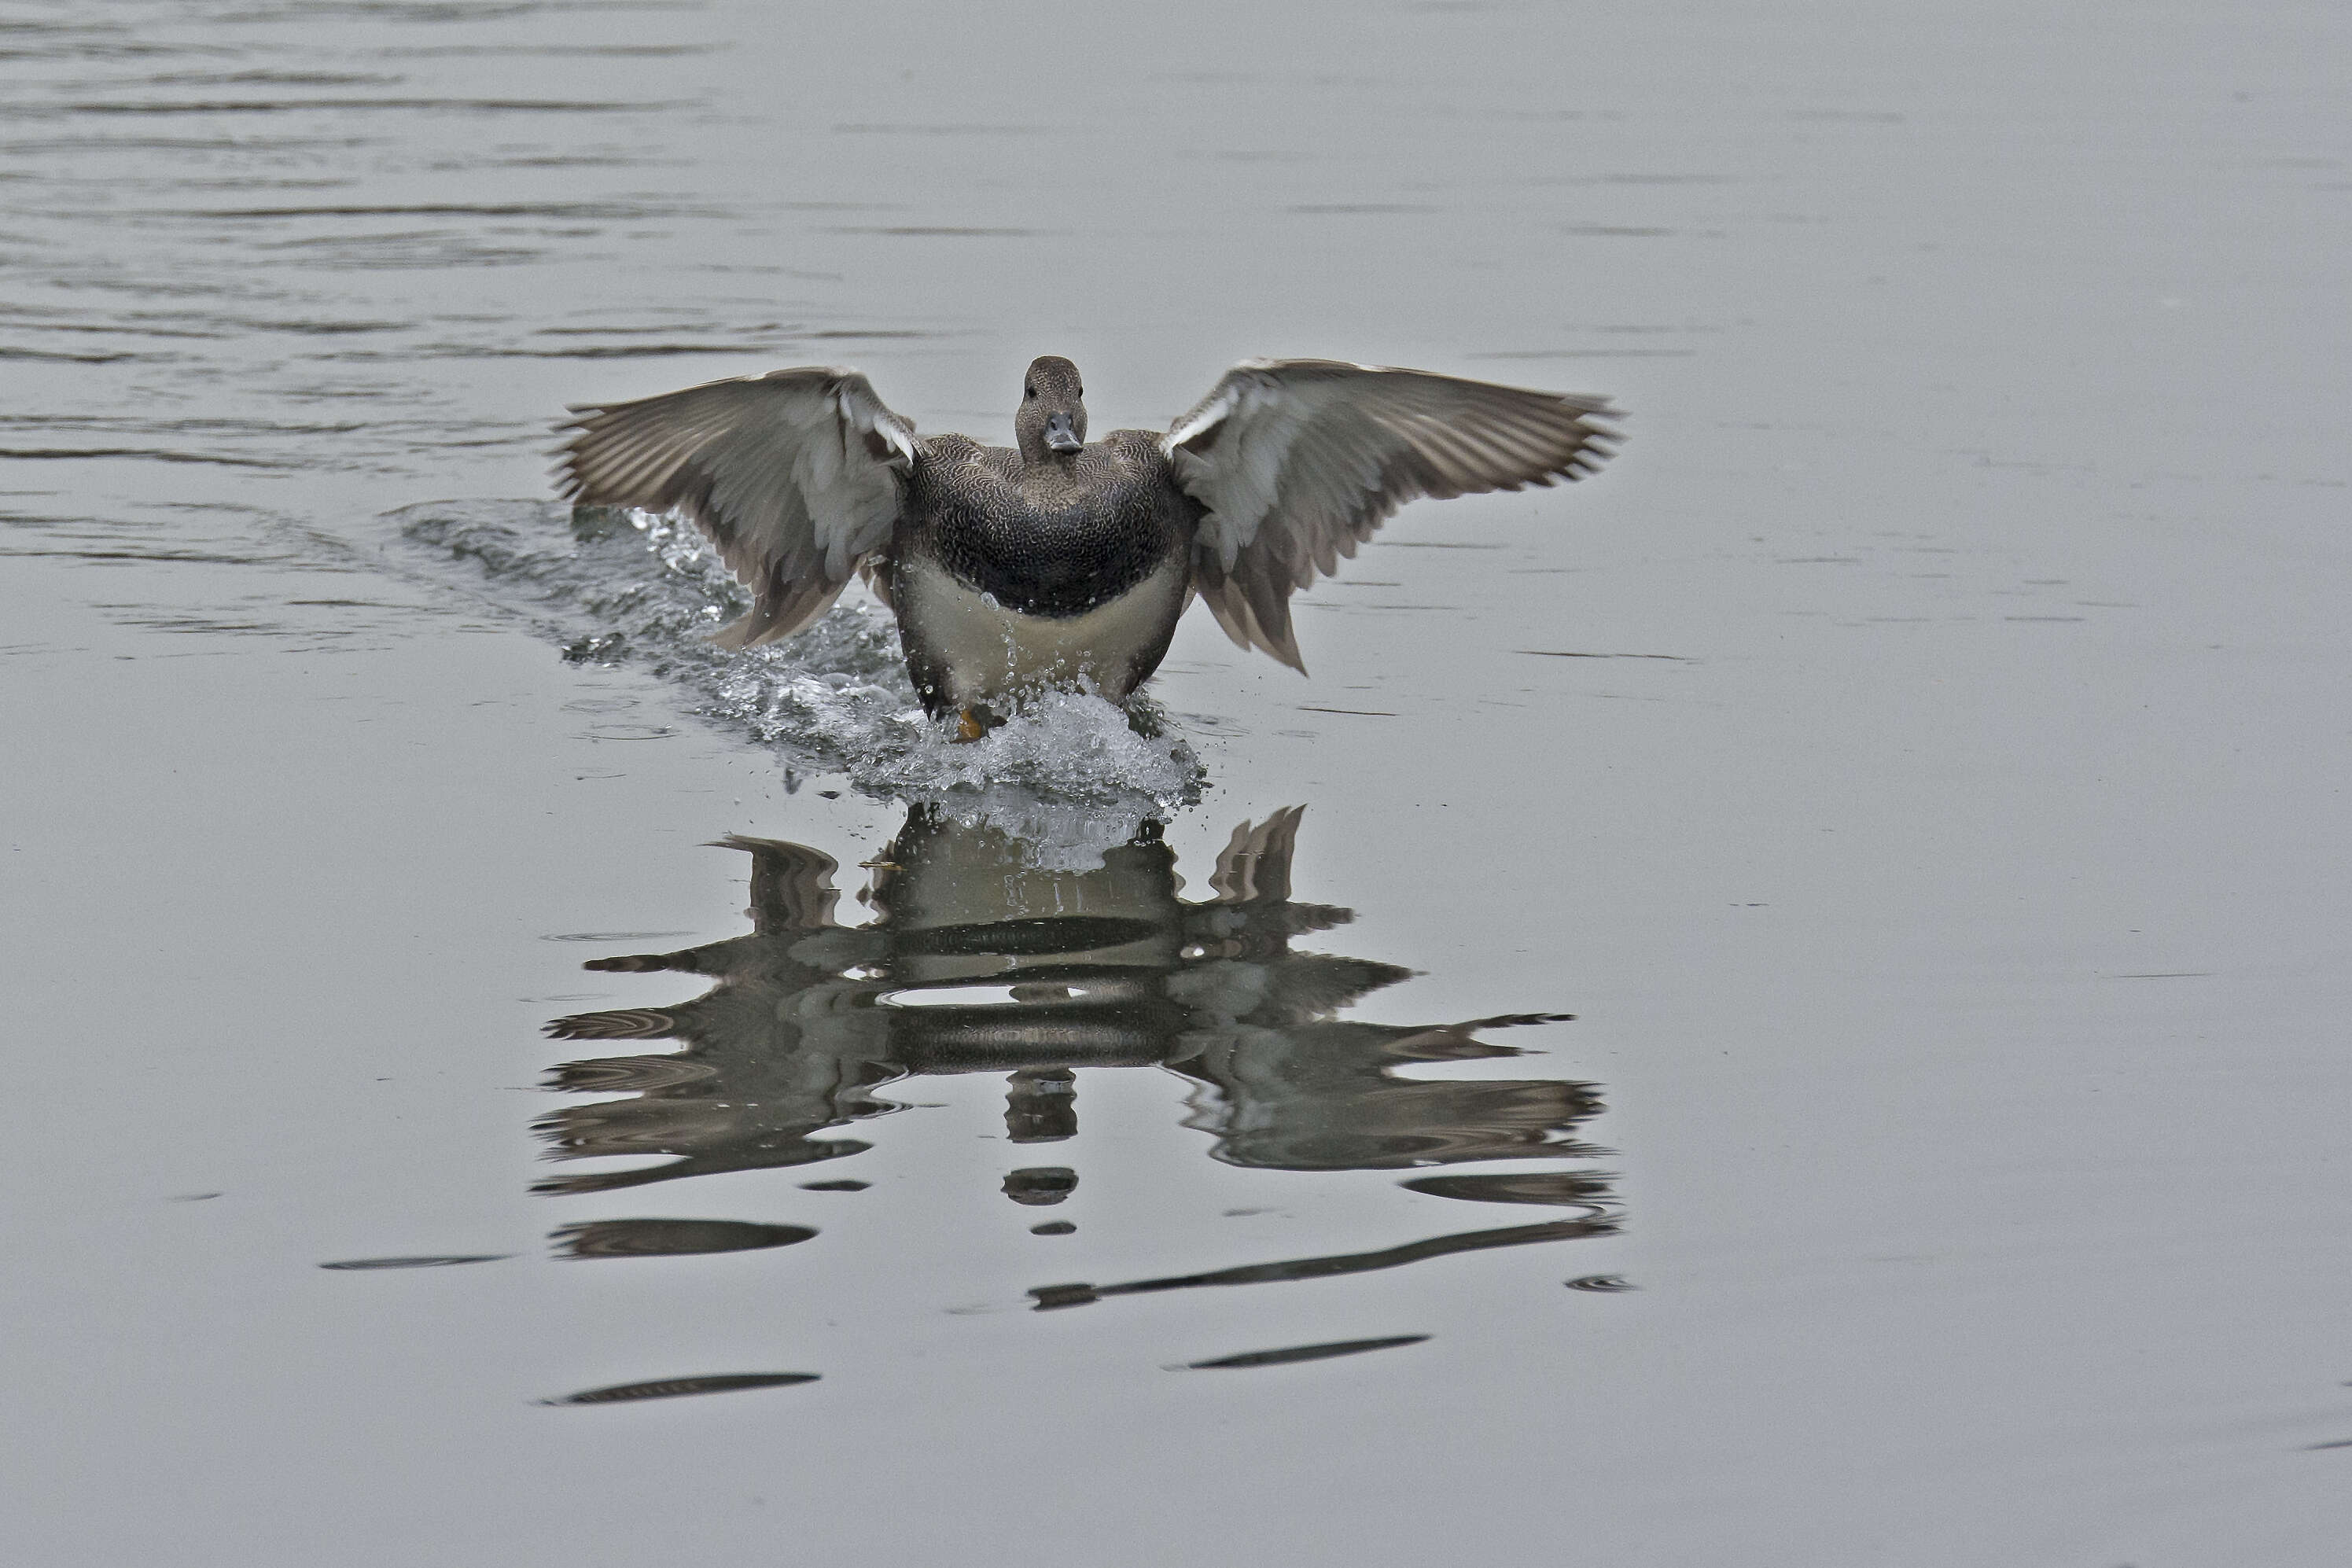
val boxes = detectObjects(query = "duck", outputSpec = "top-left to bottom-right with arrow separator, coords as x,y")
552,355 -> 1618,734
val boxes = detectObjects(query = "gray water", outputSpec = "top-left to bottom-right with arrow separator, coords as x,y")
5,2 -> 2350,1563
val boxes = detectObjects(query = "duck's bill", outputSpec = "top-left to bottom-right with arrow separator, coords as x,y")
1045,414 -> 1082,452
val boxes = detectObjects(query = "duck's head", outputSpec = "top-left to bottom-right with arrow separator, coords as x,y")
1015,355 -> 1087,463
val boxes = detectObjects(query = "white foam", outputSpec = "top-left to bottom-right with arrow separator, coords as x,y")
389,500 -> 1206,837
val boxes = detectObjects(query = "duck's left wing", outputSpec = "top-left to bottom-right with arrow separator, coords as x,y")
553,366 -> 917,647
1164,359 -> 1618,672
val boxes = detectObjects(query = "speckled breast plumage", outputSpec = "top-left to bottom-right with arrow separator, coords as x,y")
902,437 -> 1192,618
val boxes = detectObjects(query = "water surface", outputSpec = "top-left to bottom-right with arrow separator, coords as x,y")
5,2 -> 2350,1564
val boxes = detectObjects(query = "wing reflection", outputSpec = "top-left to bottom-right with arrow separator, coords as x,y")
539,804 -> 1620,1284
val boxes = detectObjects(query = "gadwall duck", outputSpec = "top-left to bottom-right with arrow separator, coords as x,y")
554,356 -> 1618,731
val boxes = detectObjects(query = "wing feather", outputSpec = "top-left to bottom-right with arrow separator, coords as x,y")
1164,359 -> 1618,672
551,366 -> 917,647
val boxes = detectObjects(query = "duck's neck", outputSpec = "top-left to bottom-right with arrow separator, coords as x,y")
1015,448 -> 1084,499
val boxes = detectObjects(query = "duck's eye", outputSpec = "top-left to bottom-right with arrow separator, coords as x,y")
1025,385 -> 1036,399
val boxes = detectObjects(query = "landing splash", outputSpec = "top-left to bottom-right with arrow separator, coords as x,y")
388,501 -> 1203,863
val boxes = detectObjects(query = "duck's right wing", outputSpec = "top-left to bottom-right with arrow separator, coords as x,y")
553,366 -> 918,647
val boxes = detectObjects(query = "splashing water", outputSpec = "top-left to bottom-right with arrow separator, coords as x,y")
890,697 -> 1204,870
388,500 -> 1205,848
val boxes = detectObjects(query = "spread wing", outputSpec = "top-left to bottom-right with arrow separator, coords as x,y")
552,366 -> 918,647
1164,359 -> 1619,672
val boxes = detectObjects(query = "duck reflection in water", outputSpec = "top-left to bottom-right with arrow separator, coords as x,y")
540,806 -> 1619,1297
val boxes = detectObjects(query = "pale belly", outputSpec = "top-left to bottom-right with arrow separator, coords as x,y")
896,551 -> 1193,709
